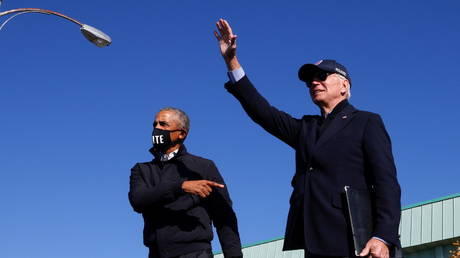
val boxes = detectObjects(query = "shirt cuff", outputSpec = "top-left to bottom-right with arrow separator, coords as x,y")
227,67 -> 245,83
372,236 -> 389,246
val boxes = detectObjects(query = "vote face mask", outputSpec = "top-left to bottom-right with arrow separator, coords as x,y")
152,128 -> 173,152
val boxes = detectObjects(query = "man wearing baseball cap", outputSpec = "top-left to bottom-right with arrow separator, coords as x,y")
214,19 -> 401,258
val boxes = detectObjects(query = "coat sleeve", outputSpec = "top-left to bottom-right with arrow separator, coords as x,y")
362,114 -> 401,247
162,194 -> 200,212
225,75 -> 301,149
206,161 -> 243,258
128,163 -> 185,213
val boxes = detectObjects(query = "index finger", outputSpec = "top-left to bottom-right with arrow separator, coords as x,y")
205,180 -> 225,188
222,19 -> 234,36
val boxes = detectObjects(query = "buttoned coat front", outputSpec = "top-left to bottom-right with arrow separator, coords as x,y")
225,76 -> 401,256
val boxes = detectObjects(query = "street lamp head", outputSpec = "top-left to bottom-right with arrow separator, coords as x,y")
80,24 -> 111,47
0,8 -> 112,47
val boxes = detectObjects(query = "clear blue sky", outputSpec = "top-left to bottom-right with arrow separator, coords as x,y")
1,1 -> 459,257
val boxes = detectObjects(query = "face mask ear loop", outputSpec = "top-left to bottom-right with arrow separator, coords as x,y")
174,129 -> 187,145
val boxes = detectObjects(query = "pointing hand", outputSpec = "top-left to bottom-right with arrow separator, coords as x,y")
182,180 -> 225,198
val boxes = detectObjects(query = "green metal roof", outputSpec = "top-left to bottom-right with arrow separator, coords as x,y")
402,192 -> 460,210
399,193 -> 460,248
241,236 -> 285,249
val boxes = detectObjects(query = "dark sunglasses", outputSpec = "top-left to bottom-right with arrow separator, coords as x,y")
306,71 -> 332,87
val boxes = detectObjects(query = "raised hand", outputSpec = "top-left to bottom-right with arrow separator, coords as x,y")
182,180 -> 225,198
214,19 -> 240,70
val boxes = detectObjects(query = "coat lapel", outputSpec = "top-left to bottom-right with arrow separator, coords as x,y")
305,117 -> 320,161
314,105 -> 358,149
297,116 -> 321,164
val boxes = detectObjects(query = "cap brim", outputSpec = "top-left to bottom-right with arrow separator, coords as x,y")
298,64 -> 322,82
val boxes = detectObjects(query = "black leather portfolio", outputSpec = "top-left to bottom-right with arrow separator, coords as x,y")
344,186 -> 373,256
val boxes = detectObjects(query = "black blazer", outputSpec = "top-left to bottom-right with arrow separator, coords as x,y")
225,76 -> 401,256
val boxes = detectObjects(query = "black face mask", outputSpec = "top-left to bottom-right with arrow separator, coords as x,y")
152,128 -> 182,153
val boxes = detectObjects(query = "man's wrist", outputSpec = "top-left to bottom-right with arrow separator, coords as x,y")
372,236 -> 389,246
225,57 -> 241,71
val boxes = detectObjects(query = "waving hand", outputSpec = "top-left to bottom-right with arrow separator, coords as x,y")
214,19 -> 240,70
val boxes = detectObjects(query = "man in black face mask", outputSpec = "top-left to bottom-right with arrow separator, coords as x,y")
129,107 -> 243,258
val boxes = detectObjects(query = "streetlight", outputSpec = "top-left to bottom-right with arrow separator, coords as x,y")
0,4 -> 111,47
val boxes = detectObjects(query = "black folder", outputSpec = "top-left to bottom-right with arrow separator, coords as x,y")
344,186 -> 373,256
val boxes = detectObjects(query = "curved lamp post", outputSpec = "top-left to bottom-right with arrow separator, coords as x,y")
0,7 -> 111,47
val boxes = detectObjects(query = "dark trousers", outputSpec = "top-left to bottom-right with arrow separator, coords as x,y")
149,249 -> 213,258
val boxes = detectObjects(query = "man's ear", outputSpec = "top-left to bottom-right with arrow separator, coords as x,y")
340,80 -> 349,95
179,130 -> 188,140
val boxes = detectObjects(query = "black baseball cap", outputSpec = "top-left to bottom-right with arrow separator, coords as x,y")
298,59 -> 352,85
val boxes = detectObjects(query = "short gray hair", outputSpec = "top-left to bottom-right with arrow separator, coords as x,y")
335,74 -> 352,99
158,107 -> 190,132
